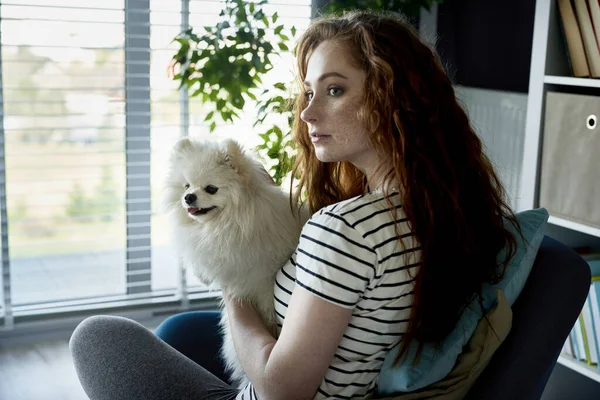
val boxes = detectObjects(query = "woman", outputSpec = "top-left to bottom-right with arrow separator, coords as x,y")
70,10 -> 518,400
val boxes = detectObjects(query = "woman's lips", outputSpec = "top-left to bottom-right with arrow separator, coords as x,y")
311,134 -> 331,143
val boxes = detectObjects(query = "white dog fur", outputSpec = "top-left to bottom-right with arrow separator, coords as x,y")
164,137 -> 308,388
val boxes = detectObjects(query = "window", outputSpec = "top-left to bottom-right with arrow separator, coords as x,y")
0,0 -> 311,329
2,0 -> 128,311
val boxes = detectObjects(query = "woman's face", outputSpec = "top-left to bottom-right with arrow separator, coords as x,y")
300,40 -> 379,176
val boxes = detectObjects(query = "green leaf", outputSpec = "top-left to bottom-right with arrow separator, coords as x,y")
272,12 -> 279,23
279,34 -> 289,41
267,147 -> 279,158
274,25 -> 284,35
204,111 -> 214,121
232,95 -> 245,109
291,26 -> 297,36
278,43 -> 289,51
246,91 -> 257,101
218,21 -> 230,30
249,2 -> 255,13
191,87 -> 203,97
274,82 -> 286,91
210,121 -> 217,132
262,16 -> 269,27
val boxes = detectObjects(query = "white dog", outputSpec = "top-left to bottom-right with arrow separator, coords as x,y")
164,137 -> 308,388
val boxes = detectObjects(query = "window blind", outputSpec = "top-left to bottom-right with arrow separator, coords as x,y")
0,0 -> 311,331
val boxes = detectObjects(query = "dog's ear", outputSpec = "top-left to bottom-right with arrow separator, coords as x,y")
173,137 -> 194,154
220,139 -> 244,172
168,137 -> 195,166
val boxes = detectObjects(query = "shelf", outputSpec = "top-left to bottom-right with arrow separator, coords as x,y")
557,355 -> 600,383
547,216 -> 600,238
544,75 -> 600,88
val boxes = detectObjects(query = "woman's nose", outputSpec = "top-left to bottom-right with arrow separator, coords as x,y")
300,100 -> 318,124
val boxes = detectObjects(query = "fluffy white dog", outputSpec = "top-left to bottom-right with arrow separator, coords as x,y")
164,137 -> 308,388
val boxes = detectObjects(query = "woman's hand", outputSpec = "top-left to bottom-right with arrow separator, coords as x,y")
221,287 -> 259,320
222,283 -> 353,400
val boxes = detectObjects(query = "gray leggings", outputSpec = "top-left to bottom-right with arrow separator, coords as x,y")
69,315 -> 240,400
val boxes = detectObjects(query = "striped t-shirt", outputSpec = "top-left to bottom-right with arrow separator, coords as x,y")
237,191 -> 422,400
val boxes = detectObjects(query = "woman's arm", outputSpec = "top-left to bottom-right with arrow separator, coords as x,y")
223,287 -> 353,400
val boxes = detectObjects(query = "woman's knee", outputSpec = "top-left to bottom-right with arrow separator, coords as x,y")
69,315 -> 148,360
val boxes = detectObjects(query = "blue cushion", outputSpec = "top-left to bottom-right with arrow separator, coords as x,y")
377,208 -> 549,396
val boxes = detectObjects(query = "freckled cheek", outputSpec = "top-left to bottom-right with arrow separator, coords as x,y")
332,103 -> 369,145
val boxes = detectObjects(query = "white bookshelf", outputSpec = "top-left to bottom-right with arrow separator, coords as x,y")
520,0 -> 600,239
544,75 -> 600,88
558,355 -> 600,384
548,216 -> 600,239
522,0 -> 600,384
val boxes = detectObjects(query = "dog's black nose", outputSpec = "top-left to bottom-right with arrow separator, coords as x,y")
184,193 -> 197,205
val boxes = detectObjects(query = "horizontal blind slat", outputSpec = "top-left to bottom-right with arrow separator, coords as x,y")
0,0 -> 310,317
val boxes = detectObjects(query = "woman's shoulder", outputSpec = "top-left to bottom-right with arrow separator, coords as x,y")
310,191 -> 403,233
315,191 -> 401,218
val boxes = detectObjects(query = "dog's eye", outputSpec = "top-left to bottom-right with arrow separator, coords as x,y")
184,183 -> 190,189
204,185 -> 219,195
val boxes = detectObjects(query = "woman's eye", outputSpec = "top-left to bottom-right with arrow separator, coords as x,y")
328,87 -> 343,96
305,91 -> 313,101
184,183 -> 190,189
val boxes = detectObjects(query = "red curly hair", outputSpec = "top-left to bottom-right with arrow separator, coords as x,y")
290,10 -> 520,363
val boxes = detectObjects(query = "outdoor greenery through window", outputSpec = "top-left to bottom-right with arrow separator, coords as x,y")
0,0 -> 311,324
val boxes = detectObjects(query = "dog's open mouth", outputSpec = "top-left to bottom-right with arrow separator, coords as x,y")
187,206 -> 217,216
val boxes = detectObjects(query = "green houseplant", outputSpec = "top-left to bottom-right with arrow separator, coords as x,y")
170,0 -> 443,184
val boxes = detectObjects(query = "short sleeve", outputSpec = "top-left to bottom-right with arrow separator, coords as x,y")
294,212 -> 377,309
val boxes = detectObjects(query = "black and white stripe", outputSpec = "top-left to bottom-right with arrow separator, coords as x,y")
237,191 -> 420,400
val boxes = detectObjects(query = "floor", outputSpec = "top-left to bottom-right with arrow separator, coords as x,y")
2,339 -> 599,400
0,247 -> 205,400
0,339 -> 88,400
